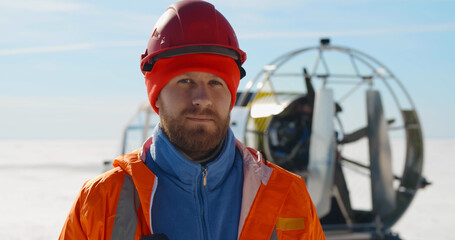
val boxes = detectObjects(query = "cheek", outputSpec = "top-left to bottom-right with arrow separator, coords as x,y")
159,88 -> 188,113
216,91 -> 232,113
157,87 -> 176,108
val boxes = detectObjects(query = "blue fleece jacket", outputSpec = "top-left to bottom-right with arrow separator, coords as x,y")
145,125 -> 243,240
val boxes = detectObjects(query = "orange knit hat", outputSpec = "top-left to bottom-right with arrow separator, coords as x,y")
144,54 -> 241,114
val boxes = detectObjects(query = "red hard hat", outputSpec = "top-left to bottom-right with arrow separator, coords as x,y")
140,0 -> 246,78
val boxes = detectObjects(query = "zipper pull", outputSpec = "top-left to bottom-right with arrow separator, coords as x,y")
202,167 -> 208,187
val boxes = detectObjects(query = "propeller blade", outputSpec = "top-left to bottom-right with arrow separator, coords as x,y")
307,88 -> 336,218
366,90 -> 396,218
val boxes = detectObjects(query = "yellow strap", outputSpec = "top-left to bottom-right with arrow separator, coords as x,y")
276,217 -> 305,231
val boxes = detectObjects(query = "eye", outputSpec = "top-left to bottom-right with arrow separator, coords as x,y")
177,78 -> 192,84
209,79 -> 224,86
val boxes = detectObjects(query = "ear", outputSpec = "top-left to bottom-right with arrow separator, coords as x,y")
155,95 -> 161,109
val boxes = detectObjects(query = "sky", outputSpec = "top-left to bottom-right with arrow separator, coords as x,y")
1,0 -> 454,140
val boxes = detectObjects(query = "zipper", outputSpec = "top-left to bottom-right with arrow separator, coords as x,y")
199,166 -> 209,240
202,166 -> 208,186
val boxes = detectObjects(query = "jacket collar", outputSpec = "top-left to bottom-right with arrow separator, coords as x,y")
113,133 -> 275,237
114,131 -> 274,192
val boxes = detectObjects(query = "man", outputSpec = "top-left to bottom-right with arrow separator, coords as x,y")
59,1 -> 325,239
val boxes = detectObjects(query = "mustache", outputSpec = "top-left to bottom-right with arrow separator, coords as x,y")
181,106 -> 218,117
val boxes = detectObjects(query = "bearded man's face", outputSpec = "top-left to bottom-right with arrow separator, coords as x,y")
155,71 -> 231,160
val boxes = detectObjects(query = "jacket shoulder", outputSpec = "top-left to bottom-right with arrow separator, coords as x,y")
265,162 -> 314,211
82,167 -> 128,194
266,161 -> 306,183
77,167 -> 130,216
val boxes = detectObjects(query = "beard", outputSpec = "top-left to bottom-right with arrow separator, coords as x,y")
159,106 -> 230,160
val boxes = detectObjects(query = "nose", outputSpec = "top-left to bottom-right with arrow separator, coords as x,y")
192,85 -> 212,108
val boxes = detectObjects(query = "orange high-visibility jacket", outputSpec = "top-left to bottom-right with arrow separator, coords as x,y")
59,140 -> 325,240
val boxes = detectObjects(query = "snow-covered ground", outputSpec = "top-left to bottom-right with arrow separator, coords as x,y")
0,139 -> 453,239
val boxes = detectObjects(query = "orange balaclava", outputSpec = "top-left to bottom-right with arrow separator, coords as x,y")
144,53 -> 241,114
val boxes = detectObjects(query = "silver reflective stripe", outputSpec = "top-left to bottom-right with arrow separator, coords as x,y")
111,175 -> 140,240
270,227 -> 278,240
149,176 -> 158,234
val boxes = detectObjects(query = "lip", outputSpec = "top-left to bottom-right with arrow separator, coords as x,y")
186,115 -> 214,122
